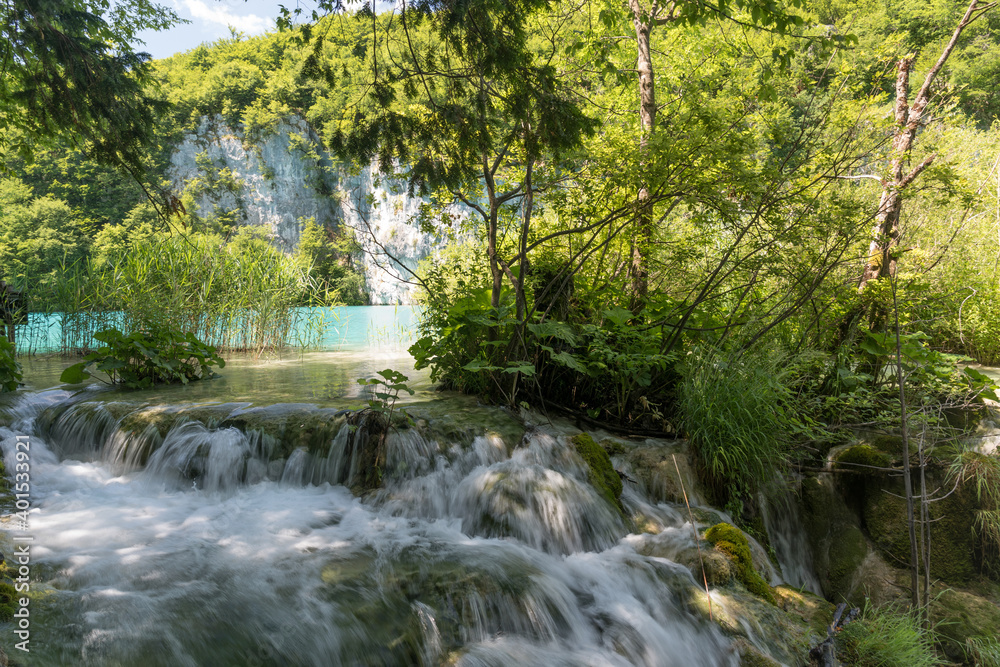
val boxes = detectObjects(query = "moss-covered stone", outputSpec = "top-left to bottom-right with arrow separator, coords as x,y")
772,586 -> 836,638
863,477 -> 977,583
221,403 -> 346,460
827,525 -> 868,595
930,588 -> 1000,663
835,444 -> 890,471
319,545 -> 545,665
867,433 -> 904,455
800,475 -> 871,600
690,582 -> 819,664
734,639 -> 781,666
572,433 -> 623,512
705,523 -> 776,604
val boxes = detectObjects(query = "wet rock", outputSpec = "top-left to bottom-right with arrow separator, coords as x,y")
705,523 -> 775,604
614,440 -> 699,506
267,458 -> 285,480
572,433 -> 623,514
690,581 -> 820,665
734,638 -> 781,666
772,586 -> 836,638
801,475 -> 870,598
221,403 -> 345,460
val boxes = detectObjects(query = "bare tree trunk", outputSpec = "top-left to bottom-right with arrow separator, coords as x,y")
860,0 -> 992,292
628,0 -> 658,313
893,278 -> 921,610
919,428 -> 931,627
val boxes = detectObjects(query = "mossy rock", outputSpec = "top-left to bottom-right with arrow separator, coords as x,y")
772,586 -> 836,638
943,405 -> 985,433
633,532 -> 734,586
221,404 -> 345,461
319,545 -> 547,664
862,477 -> 977,583
867,433 -> 904,455
705,523 -> 776,604
692,582 -> 818,664
835,444 -> 890,471
405,401 -> 525,454
572,433 -> 623,513
827,525 -> 868,596
799,475 -> 869,599
931,588 -> 1000,663
734,639 -> 782,667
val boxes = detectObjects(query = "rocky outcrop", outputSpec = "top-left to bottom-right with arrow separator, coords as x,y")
167,115 -> 450,304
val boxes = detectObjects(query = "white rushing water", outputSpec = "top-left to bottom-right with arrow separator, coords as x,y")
0,385 -> 743,666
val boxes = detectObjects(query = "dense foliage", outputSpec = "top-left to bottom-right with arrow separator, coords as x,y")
0,336 -> 21,392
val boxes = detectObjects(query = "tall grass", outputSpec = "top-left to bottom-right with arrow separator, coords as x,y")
953,450 -> 1000,577
837,603 -> 943,667
967,636 -> 1000,667
677,346 -> 796,506
17,231 -> 325,355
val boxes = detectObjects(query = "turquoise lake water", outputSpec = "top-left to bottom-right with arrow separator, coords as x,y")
11,305 -> 420,355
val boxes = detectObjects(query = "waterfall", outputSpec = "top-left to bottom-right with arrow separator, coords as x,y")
760,485 -> 823,595
0,383 -> 806,665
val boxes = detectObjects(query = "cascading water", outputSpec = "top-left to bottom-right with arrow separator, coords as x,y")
760,486 -> 823,595
0,354 -> 813,665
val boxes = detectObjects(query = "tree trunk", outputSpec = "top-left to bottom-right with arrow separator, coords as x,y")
859,0 -> 991,292
628,1 -> 657,313
893,280 -> 921,611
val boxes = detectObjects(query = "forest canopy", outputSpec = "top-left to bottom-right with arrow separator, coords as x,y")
6,0 -> 1000,473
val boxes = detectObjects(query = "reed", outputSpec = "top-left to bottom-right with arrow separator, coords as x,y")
16,231 -> 325,355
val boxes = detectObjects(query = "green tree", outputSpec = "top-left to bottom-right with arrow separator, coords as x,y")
0,0 -> 181,174
0,178 -> 86,290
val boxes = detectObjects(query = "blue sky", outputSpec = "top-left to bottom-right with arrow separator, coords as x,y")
135,0 -> 394,60
135,0 -> 287,59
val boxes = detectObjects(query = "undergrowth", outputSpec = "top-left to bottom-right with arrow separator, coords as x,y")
837,603 -> 943,667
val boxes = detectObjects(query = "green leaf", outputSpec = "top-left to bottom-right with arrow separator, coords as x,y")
60,362 -> 91,384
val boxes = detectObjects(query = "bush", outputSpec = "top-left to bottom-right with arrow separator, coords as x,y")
837,603 -> 944,667
60,327 -> 225,389
0,335 -> 21,392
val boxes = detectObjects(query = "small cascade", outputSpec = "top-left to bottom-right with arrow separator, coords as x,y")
144,421 -> 251,491
760,485 -> 823,594
0,386 -> 801,665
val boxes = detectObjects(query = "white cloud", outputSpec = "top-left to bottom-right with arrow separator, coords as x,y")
179,0 -> 272,34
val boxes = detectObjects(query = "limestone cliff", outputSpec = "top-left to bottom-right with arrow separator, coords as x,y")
167,115 -> 446,304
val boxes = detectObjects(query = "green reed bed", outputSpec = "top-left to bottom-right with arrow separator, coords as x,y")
16,231 -> 325,355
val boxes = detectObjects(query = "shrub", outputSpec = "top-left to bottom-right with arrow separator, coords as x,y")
0,335 -> 21,392
837,603 -> 943,667
60,327 -> 225,389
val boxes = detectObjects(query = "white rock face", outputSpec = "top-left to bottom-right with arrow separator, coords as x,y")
167,115 -> 447,304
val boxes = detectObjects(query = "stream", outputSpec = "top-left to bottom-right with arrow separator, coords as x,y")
0,308 -> 819,666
